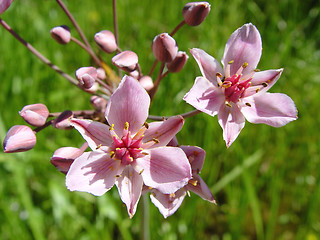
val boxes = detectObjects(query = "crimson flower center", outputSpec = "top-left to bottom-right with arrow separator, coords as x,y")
222,74 -> 251,103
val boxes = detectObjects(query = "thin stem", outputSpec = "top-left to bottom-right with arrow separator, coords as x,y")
56,0 -> 102,67
112,0 -> 119,46
0,18 -> 78,86
49,110 -> 95,118
148,59 -> 158,76
170,20 -> 186,36
149,62 -> 165,100
33,120 -> 53,133
148,109 -> 201,121
141,194 -> 150,240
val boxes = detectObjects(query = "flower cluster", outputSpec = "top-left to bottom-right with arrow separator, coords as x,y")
1,1 -> 297,218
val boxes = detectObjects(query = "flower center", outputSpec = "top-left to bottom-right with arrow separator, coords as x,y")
109,122 -> 145,165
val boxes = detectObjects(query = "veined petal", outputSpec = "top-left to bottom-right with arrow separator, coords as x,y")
143,116 -> 184,148
183,77 -> 225,117
218,104 -> 245,147
243,69 -> 283,98
115,165 -> 143,218
180,145 -> 206,174
134,147 -> 192,194
106,76 -> 150,136
66,151 -> 123,196
150,188 -> 186,218
241,93 -> 298,127
185,174 -> 215,203
70,119 -> 113,150
222,23 -> 262,76
190,48 -> 223,85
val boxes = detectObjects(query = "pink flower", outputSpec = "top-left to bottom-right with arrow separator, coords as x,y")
66,76 -> 192,218
0,0 -> 14,15
184,23 -> 298,147
147,143 -> 215,218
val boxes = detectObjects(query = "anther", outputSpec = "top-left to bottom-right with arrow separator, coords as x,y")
144,122 -> 149,129
109,124 -> 114,131
216,72 -> 223,78
256,88 -> 260,93
152,138 -> 160,144
228,60 -> 234,64
225,101 -> 232,107
110,151 -> 115,158
254,69 -> 260,72
96,144 -> 102,150
139,169 -> 144,175
245,102 -> 252,107
262,82 -> 268,87
115,174 -> 121,178
188,179 -> 198,186
242,62 -> 248,68
124,122 -> 129,130
169,193 -> 176,198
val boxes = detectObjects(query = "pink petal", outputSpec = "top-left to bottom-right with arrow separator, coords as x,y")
183,77 -> 225,117
150,188 -> 186,218
241,93 -> 298,127
115,166 -> 143,218
243,69 -> 283,98
66,151 -> 124,196
70,119 -> 113,150
134,147 -> 192,194
143,116 -> 184,148
180,145 -> 206,173
218,104 -> 245,147
106,76 -> 150,136
185,174 -> 215,203
0,0 -> 13,15
190,48 -> 223,85
222,23 -> 262,76
3,125 -> 36,153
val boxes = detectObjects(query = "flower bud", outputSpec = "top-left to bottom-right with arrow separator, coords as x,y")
0,0 -> 14,15
75,67 -> 97,89
167,51 -> 189,73
90,96 -> 107,111
51,146 -> 84,174
52,110 -> 73,129
152,33 -> 178,62
183,2 -> 211,26
3,125 -> 36,153
19,103 -> 49,127
139,76 -> 154,91
94,30 -> 118,54
96,67 -> 106,80
112,50 -> 138,72
50,25 -> 71,44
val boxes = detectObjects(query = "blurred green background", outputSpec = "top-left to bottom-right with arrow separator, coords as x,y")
0,0 -> 319,239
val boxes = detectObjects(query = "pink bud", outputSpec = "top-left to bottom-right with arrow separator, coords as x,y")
0,0 -> 14,15
3,125 -> 36,153
152,33 -> 178,62
19,103 -> 49,127
112,50 -> 138,72
75,67 -> 97,89
51,146 -> 84,174
183,2 -> 211,26
94,30 -> 118,54
52,110 -> 73,129
167,51 -> 189,73
139,76 -> 154,91
90,95 -> 108,111
96,68 -> 106,80
50,25 -> 71,44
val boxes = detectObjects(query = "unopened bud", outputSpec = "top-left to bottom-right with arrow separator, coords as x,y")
3,125 -> 36,153
0,0 -> 14,15
19,103 -> 49,127
96,68 -> 106,80
139,76 -> 154,91
167,51 -> 189,73
75,66 -> 97,89
52,110 -> 73,129
90,96 -> 107,111
183,2 -> 211,26
152,33 -> 178,62
51,146 -> 84,174
94,30 -> 118,54
112,50 -> 138,72
50,25 -> 71,44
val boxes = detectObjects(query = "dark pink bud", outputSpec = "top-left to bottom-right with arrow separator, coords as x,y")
50,25 -> 71,44
51,146 -> 84,174
52,110 -> 73,129
0,0 -> 14,15
94,30 -> 118,53
90,96 -> 107,111
112,50 -> 138,72
152,33 -> 178,62
183,2 -> 211,26
139,76 -> 154,91
19,103 -> 49,127
167,51 -> 189,73
3,125 -> 36,153
75,67 -> 97,89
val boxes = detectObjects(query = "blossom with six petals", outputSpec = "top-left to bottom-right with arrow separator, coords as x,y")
184,23 -> 297,147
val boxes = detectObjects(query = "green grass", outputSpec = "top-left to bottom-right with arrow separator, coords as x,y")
1,0 -> 320,239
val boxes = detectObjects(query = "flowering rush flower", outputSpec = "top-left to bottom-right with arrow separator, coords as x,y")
66,76 -> 192,218
184,23 -> 298,147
